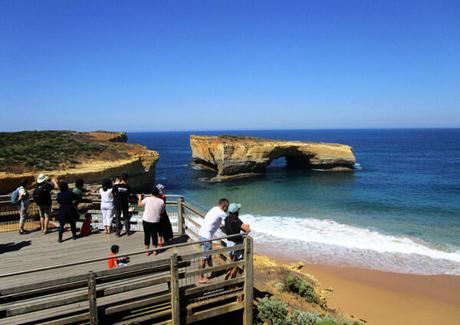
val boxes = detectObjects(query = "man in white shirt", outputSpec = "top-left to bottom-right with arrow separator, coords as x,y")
198,198 -> 229,284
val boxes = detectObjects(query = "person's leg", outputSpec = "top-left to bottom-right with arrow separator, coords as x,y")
107,209 -> 114,234
198,237 -> 212,283
123,205 -> 130,235
69,215 -> 77,239
44,206 -> 51,234
58,214 -> 65,242
38,206 -> 44,232
114,208 -> 122,236
101,209 -> 108,233
143,221 -> 151,255
18,203 -> 26,233
151,223 -> 159,255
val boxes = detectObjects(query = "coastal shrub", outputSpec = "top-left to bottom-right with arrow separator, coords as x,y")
257,297 -> 289,325
290,310 -> 322,325
285,274 -> 320,304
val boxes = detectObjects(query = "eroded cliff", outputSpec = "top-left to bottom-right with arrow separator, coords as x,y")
190,135 -> 356,181
0,131 -> 159,194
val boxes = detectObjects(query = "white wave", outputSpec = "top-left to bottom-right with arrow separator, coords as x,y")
240,214 -> 460,275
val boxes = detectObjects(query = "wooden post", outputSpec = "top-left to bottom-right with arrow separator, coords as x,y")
170,253 -> 181,325
243,236 -> 253,325
88,271 -> 98,325
177,197 -> 185,236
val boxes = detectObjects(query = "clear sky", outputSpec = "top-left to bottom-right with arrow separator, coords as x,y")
1,0 -> 459,131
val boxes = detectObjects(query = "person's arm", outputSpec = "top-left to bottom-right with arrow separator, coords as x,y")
18,188 -> 25,201
50,178 -> 58,189
137,194 -> 144,207
241,223 -> 251,233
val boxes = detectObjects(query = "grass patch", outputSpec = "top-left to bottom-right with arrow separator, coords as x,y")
285,274 -> 320,304
0,130 -> 130,172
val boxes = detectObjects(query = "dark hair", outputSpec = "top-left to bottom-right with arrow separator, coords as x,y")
102,178 -> 112,191
59,181 -> 69,192
75,179 -> 84,189
219,198 -> 229,205
121,173 -> 129,181
228,211 -> 239,218
151,187 -> 160,197
20,179 -> 28,187
111,245 -> 119,254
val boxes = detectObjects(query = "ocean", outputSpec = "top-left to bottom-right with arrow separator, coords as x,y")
128,129 -> 460,275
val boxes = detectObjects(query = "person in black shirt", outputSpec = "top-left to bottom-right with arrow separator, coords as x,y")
56,181 -> 79,243
224,203 -> 251,279
33,174 -> 58,234
112,173 -> 132,237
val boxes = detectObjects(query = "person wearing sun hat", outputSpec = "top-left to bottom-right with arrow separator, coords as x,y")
224,202 -> 251,279
33,173 -> 58,234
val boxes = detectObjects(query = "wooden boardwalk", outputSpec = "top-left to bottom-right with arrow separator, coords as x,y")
0,229 -> 196,289
0,196 -> 254,324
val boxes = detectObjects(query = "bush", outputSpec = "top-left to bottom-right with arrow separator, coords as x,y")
257,297 -> 289,325
285,275 -> 320,304
290,310 -> 322,325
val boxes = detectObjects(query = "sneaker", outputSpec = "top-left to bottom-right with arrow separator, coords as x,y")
57,239 -> 63,243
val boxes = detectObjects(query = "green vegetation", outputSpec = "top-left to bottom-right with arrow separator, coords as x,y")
256,297 -> 363,325
285,274 -> 320,304
0,131 -> 128,172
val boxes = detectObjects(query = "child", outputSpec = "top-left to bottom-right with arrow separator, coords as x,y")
80,213 -> 92,237
107,245 -> 130,269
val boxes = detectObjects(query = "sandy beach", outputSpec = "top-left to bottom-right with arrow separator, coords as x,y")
258,249 -> 460,324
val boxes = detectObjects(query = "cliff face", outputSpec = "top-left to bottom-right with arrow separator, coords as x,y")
0,131 -> 159,194
190,135 -> 356,181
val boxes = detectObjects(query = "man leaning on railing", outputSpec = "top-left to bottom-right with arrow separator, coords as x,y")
198,198 -> 229,284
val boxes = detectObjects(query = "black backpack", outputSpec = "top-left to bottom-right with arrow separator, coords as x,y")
33,184 -> 48,205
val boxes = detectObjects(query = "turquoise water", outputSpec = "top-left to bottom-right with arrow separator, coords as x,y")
128,129 -> 460,274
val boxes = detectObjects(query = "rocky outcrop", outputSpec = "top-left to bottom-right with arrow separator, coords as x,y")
190,135 -> 356,181
0,131 -> 159,194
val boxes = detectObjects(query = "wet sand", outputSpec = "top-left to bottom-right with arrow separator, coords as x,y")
257,250 -> 460,324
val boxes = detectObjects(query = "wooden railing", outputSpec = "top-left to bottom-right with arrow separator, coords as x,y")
0,196 -> 254,324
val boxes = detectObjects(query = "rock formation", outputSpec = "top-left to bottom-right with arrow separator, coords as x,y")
190,135 -> 356,181
0,131 -> 159,194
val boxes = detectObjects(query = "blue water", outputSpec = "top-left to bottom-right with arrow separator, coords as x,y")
128,129 -> 460,274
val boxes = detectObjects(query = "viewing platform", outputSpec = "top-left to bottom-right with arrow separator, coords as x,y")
0,196 -> 254,324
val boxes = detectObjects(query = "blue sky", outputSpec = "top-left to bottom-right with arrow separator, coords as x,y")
1,0 -> 459,131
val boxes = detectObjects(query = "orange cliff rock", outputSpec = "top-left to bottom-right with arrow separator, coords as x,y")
190,135 -> 356,181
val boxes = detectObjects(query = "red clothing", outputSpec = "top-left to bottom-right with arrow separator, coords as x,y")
80,218 -> 91,236
108,252 -> 117,269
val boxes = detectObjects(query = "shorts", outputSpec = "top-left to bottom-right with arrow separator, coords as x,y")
227,241 -> 243,261
38,205 -> 51,218
199,236 -> 212,260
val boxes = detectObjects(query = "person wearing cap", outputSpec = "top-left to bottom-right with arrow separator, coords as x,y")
224,203 -> 251,279
33,174 -> 58,234
156,184 -> 173,246
198,198 -> 229,284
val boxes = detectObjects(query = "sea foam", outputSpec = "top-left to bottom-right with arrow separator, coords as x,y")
241,214 -> 460,275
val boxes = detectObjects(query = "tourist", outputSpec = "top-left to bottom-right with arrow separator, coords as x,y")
112,173 -> 132,237
12,179 -> 30,234
107,245 -> 130,269
80,213 -> 93,236
198,198 -> 229,284
157,184 -> 173,246
137,187 -> 165,256
33,174 -> 58,234
224,203 -> 251,279
56,181 -> 79,243
100,179 -> 114,234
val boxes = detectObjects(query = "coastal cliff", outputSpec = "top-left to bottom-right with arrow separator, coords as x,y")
190,135 -> 356,181
0,131 -> 159,194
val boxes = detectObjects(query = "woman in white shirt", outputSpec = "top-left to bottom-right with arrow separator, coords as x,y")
137,187 -> 165,256
100,179 -> 115,234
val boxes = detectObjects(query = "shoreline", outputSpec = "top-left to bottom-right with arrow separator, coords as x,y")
255,248 -> 460,324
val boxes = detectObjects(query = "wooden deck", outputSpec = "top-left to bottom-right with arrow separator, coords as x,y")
0,229 -> 196,289
0,196 -> 254,324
